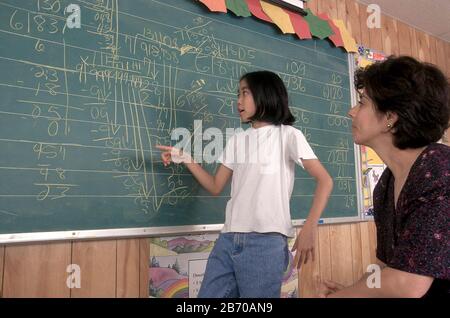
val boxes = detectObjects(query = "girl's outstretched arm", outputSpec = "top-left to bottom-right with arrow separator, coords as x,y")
156,145 -> 232,196
292,159 -> 333,269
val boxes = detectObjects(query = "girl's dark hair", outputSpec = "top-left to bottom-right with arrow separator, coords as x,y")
355,55 -> 450,149
240,71 -> 295,125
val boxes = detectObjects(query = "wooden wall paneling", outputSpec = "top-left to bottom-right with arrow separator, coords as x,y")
435,39 -> 447,74
317,225 -> 332,283
306,0 -> 318,14
359,221 -> 374,272
357,1 -> 382,51
116,239 -> 140,298
329,224 -> 354,287
416,30 -> 431,62
368,17 -> 383,52
446,42 -> 450,77
336,0 -> 347,26
337,0 -> 362,45
317,0 -> 338,19
381,15 -> 399,56
367,221 -> 381,265
428,36 -> 437,65
139,238 -> 149,298
409,28 -> 420,59
297,228 -> 320,298
357,2 -> 371,47
397,21 -> 412,56
0,246 -> 4,297
350,223 -> 364,284
3,243 -> 71,297
71,240 -> 117,298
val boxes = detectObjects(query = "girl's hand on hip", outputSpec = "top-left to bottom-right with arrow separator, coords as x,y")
292,221 -> 318,269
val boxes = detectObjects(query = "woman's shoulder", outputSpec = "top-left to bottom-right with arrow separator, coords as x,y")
416,143 -> 450,173
408,143 -> 450,197
424,142 -> 450,160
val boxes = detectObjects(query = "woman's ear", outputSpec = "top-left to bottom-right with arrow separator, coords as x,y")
386,112 -> 398,125
385,112 -> 398,132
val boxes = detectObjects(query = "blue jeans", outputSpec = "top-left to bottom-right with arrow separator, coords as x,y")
198,232 -> 289,298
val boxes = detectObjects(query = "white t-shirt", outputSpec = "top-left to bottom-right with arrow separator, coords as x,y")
218,124 -> 317,237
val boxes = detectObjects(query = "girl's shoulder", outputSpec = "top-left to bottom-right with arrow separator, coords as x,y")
279,124 -> 296,133
280,124 -> 306,139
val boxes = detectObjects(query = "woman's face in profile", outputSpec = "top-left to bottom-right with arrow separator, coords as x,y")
347,90 -> 389,147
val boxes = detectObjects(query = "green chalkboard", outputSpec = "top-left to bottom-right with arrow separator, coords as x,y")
0,0 -> 361,242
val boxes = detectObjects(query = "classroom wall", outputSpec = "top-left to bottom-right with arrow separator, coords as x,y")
1,0 -> 449,298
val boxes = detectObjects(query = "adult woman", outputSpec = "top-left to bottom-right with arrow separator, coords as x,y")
319,56 -> 449,297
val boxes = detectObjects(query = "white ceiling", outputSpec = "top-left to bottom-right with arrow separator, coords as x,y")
357,0 -> 450,42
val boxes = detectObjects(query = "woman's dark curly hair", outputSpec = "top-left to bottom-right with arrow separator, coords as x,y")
355,56 -> 450,149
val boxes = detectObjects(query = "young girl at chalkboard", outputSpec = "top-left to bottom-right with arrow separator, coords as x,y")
156,71 -> 333,298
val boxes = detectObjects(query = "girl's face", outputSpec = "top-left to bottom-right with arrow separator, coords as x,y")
348,90 -> 393,147
237,79 -> 256,123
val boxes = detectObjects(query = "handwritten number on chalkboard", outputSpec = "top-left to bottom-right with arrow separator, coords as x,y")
38,0 -> 61,14
33,15 -> 46,32
329,102 -> 342,115
9,10 -> 23,31
48,18 -> 59,34
31,104 -> 41,119
345,195 -> 355,207
328,116 -> 349,128
35,40 -> 45,52
331,73 -> 342,85
47,120 -> 59,136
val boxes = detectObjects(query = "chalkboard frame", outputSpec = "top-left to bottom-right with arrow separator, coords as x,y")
0,0 -> 366,244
